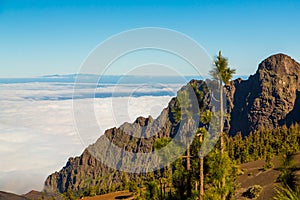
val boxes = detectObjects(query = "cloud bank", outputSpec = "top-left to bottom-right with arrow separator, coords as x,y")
0,81 -> 176,194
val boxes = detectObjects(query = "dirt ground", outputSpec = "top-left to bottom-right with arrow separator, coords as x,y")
79,191 -> 134,200
235,152 -> 300,200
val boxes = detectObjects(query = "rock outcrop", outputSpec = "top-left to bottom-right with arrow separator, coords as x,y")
227,53 -> 300,136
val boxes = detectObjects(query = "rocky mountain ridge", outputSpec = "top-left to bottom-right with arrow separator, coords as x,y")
45,53 -> 300,194
45,80 -> 210,193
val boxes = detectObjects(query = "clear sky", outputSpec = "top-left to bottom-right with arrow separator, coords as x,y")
1,0 -> 300,77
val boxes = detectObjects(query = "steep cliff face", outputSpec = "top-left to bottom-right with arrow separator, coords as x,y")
45,149 -> 120,193
45,54 -> 300,193
227,53 -> 300,136
45,116 -> 172,193
44,112 -> 175,193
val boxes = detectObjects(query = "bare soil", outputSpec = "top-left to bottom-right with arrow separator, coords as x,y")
235,152 -> 300,200
79,191 -> 134,200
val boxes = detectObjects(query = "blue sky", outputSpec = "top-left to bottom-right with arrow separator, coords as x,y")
1,0 -> 300,77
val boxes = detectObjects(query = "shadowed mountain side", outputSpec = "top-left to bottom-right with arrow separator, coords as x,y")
226,53 -> 300,136
279,90 -> 300,126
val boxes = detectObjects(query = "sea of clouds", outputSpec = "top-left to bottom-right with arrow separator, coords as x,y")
0,79 -> 182,194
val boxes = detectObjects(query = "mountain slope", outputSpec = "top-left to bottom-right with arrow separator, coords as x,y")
45,80 -> 210,193
0,191 -> 28,200
45,53 -> 300,194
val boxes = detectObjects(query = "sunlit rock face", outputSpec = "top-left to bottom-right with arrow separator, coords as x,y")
227,53 -> 300,136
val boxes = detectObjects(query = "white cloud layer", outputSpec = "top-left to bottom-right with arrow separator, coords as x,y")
0,82 -> 175,194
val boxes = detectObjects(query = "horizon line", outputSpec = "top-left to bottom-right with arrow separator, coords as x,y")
0,73 -> 250,79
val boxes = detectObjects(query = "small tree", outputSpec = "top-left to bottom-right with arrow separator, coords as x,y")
205,149 -> 237,200
63,189 -> 76,200
264,152 -> 274,170
88,186 -> 97,196
242,185 -> 263,199
146,181 -> 159,200
128,181 -> 138,193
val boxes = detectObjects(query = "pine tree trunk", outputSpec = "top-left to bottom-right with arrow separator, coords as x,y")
220,80 -> 224,154
187,143 -> 192,197
186,118 -> 192,198
187,143 -> 191,171
220,81 -> 226,200
222,195 -> 226,200
200,155 -> 204,200
168,165 -> 172,196
160,179 -> 163,200
163,183 -> 166,199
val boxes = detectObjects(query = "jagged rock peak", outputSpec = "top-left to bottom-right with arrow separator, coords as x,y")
257,53 -> 300,75
134,115 -> 153,127
227,53 -> 300,136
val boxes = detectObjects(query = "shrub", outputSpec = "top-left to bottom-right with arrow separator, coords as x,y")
263,153 -> 274,170
128,181 -> 138,193
242,185 -> 263,199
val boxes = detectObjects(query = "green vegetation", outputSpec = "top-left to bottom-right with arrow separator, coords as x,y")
204,150 -> 237,200
273,185 -> 300,200
61,119 -> 300,200
63,189 -> 76,200
242,185 -> 263,199
273,150 -> 300,200
263,152 -> 274,170
227,124 -> 300,164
